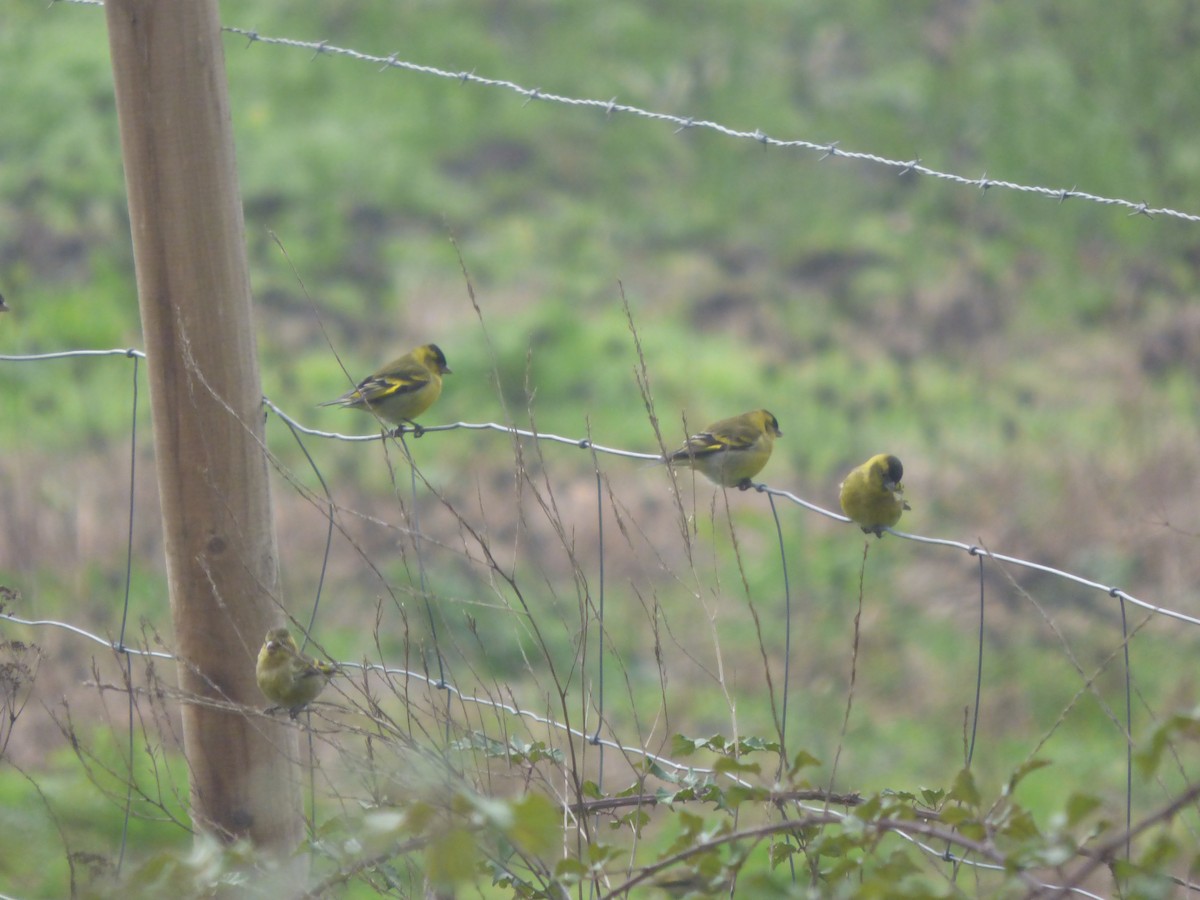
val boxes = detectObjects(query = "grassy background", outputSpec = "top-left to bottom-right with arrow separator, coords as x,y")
2,0 -> 1200,894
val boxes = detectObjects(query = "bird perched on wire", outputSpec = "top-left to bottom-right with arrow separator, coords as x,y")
839,453 -> 911,536
663,409 -> 782,490
320,343 -> 451,435
255,627 -> 338,718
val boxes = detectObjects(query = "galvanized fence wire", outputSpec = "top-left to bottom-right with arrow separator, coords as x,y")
263,397 -> 1200,629
2,345 -> 1195,895
2,346 -> 1195,637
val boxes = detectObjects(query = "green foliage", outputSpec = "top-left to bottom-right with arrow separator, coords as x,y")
452,731 -> 565,766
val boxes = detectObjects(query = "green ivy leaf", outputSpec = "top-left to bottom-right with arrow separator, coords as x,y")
789,750 -> 822,777
948,768 -> 981,808
918,788 -> 945,808
614,808 -> 650,833
736,736 -> 782,754
768,839 -> 797,867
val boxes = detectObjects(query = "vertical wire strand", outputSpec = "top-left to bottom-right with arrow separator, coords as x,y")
274,412 -> 335,652
821,542 -> 868,845
402,433 -> 444,681
1120,595 -> 1132,860
766,492 -> 792,768
115,351 -> 139,874
589,470 -> 605,748
966,552 -> 984,768
589,466 -> 606,870
398,432 -> 451,743
305,711 -> 318,835
767,491 -> 798,884
946,551 -> 988,881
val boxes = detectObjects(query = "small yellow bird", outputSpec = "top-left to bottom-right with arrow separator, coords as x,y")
664,409 -> 782,490
255,627 -> 338,717
839,453 -> 911,536
320,343 -> 451,434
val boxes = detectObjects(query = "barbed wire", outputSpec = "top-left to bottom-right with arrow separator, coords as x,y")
46,0 -> 1200,223
211,28 -> 1198,224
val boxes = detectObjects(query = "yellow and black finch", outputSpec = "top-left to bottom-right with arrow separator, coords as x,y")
256,627 -> 338,717
663,409 -> 782,490
839,453 -> 911,536
321,343 -> 451,434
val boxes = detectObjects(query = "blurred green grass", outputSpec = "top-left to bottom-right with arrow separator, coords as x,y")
3,0 -> 1200,893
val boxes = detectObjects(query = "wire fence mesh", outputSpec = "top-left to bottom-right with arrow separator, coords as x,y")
2,340 -> 1198,896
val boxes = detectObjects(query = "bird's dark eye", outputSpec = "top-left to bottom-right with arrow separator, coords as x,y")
886,455 -> 904,483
